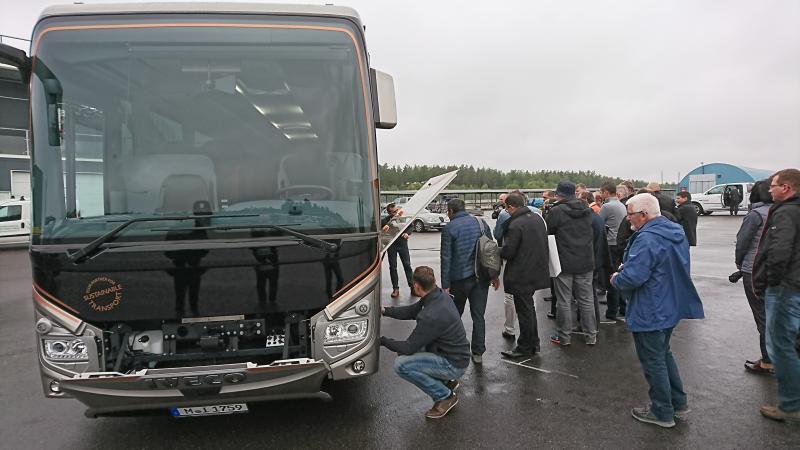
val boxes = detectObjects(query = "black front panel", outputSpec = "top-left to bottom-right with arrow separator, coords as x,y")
31,236 -> 377,323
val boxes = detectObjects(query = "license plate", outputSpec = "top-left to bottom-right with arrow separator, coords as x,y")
170,403 -> 249,417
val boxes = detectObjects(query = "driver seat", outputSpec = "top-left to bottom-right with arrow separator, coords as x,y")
276,153 -> 333,199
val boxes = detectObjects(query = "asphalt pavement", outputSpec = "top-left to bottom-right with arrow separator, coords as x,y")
0,214 -> 798,449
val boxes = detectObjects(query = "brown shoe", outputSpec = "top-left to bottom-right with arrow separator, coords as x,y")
760,405 -> 800,422
390,288 -> 400,298
425,393 -> 459,419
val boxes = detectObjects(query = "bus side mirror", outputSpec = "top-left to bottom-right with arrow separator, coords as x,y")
371,69 -> 397,129
0,43 -> 31,83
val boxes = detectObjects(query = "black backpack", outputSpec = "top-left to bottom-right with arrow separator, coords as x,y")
472,216 -> 501,280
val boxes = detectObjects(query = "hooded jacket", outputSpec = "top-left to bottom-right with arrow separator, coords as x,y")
753,195 -> 800,296
611,216 -> 705,332
545,197 -> 594,274
735,202 -> 771,273
499,206 -> 550,295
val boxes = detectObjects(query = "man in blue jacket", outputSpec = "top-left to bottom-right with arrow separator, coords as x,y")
611,193 -> 705,428
440,198 -> 498,364
381,266 -> 471,419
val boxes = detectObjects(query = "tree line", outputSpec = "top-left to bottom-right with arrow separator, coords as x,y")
379,164 -> 671,191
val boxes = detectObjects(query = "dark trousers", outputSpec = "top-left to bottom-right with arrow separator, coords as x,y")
549,278 -> 558,317
451,276 -> 489,355
743,272 -> 770,363
605,245 -> 626,316
512,292 -> 540,354
387,240 -> 413,289
633,328 -> 688,422
730,203 -> 739,215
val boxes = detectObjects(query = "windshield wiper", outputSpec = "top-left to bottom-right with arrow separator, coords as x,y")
67,213 -> 258,263
148,223 -> 340,253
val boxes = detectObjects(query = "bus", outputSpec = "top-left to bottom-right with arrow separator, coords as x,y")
0,2 -> 453,418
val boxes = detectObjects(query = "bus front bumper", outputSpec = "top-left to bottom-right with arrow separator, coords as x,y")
55,359 -> 330,418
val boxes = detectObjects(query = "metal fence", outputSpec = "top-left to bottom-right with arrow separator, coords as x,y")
380,188 -> 676,212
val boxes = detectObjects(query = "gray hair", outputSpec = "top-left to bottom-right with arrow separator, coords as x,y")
627,193 -> 661,219
616,184 -> 629,198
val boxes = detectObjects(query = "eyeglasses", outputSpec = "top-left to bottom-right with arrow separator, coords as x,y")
626,210 -> 645,217
770,183 -> 786,189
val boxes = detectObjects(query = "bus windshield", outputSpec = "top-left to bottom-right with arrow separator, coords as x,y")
30,19 -> 375,244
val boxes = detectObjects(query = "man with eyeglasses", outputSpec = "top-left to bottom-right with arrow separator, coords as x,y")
610,193 -> 705,428
753,168 -> 800,423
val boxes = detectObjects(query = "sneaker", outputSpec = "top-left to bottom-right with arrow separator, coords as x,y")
445,379 -> 460,393
631,406 -> 676,428
550,334 -> 570,346
760,405 -> 800,423
471,353 -> 483,364
674,405 -> 691,421
585,335 -> 597,345
546,312 -> 556,319
425,393 -> 459,419
502,331 -> 516,340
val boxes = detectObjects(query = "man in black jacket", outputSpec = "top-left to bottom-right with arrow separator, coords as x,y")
498,193 -> 550,358
754,168 -> 800,423
546,181 -> 598,346
381,203 -> 414,298
381,266 -> 471,419
647,182 -> 677,216
675,191 -> 698,246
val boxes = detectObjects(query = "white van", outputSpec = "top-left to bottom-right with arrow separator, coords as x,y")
690,182 -> 753,215
0,199 -> 31,245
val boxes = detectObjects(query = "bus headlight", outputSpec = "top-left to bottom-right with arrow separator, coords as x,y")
324,319 -> 368,345
43,338 -> 89,361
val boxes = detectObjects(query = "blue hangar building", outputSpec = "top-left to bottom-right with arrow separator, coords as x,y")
678,163 -> 775,193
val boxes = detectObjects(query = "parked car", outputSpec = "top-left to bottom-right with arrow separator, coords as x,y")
411,208 -> 449,232
690,182 -> 753,215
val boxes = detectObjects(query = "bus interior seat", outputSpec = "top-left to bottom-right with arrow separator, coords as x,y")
121,154 -> 218,213
329,152 -> 364,198
276,153 -> 333,198
158,174 -> 211,213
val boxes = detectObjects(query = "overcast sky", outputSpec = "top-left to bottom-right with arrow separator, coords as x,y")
2,0 -> 798,182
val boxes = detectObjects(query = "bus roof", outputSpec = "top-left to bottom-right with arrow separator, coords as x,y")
39,2 -> 361,23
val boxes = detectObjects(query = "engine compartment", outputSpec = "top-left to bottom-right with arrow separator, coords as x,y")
102,312 -> 313,373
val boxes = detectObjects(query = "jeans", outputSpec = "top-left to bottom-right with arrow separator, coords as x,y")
394,352 -> 466,402
743,273 -> 770,363
764,286 -> 800,412
387,239 -> 413,289
451,276 -> 490,355
554,271 -> 597,343
633,328 -> 687,421
503,293 -> 517,334
513,292 -> 540,354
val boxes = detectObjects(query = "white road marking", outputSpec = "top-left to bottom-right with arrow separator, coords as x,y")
500,358 -> 579,378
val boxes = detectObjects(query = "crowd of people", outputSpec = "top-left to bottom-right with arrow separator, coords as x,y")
378,169 -> 800,427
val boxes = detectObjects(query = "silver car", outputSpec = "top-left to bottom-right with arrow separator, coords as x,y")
411,208 -> 449,232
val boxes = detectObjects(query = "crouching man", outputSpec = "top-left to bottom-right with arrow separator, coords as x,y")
380,266 -> 471,419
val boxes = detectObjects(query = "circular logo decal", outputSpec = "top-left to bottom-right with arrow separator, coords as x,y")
83,277 -> 124,312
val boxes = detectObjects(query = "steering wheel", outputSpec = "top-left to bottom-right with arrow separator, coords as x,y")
277,185 -> 334,201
